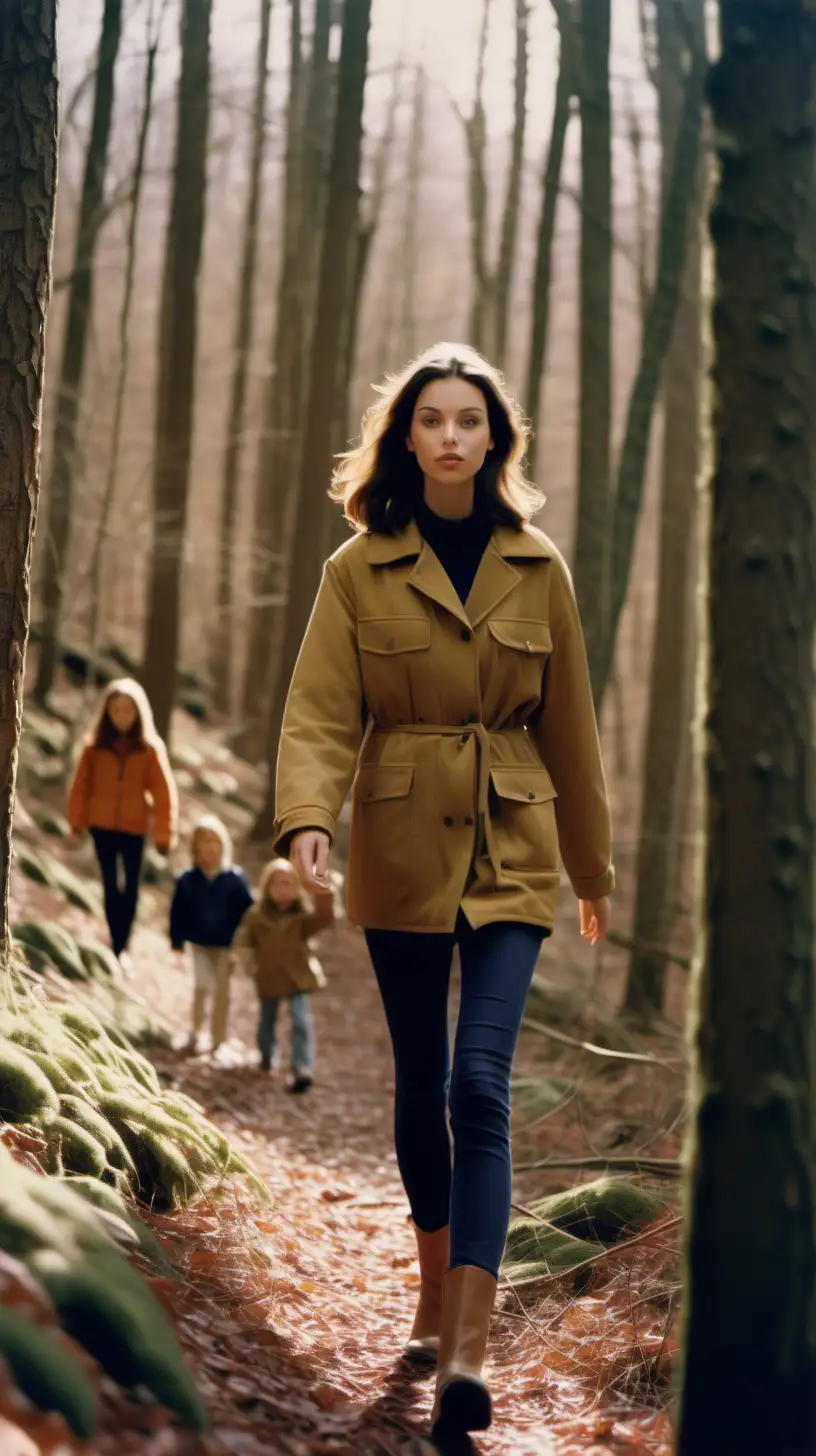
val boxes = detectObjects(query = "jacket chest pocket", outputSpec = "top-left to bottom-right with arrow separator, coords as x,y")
486,618 -> 552,705
357,617 -> 431,721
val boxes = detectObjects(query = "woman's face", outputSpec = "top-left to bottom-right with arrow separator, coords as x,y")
107,693 -> 139,735
194,829 -> 223,874
407,377 -> 494,490
268,873 -> 298,909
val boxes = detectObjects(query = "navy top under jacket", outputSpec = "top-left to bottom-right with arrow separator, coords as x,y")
170,866 -> 254,950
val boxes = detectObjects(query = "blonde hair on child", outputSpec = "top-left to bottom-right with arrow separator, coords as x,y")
259,858 -> 304,906
190,814 -> 233,869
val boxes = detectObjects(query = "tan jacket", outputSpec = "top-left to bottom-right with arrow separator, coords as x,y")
274,520 -> 614,933
68,742 -> 177,850
235,895 -> 333,998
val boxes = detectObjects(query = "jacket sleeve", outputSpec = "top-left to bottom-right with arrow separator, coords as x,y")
67,747 -> 94,833
147,740 -> 178,851
273,555 -> 364,854
532,550 -> 615,901
232,906 -> 256,952
169,877 -> 187,950
301,891 -> 335,940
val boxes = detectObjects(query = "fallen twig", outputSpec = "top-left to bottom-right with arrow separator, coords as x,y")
509,1200 -> 587,1244
498,1215 -> 683,1295
521,1016 -> 682,1070
513,1153 -> 682,1177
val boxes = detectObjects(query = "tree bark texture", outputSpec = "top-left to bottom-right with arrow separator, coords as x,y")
239,0 -> 331,754
399,62 -> 422,363
572,0 -> 612,690
524,6 -> 573,478
466,0 -> 491,354
492,0 -> 529,368
143,0 -> 212,742
210,0 -> 273,716
624,0 -> 703,1022
679,5 -> 816,1449
34,0 -> 122,702
594,20 -> 706,710
253,0 -> 372,837
87,1 -> 161,669
0,1 -> 59,945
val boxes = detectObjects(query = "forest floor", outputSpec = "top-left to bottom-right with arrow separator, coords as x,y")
7,709 -> 686,1456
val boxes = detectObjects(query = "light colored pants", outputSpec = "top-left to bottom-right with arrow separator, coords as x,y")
190,945 -> 231,1047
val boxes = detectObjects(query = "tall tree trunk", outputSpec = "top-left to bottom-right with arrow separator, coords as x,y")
593,23 -> 706,710
492,0 -> 529,368
34,0 -> 122,702
0,0 -> 59,945
623,0 -> 703,1023
524,1 -> 574,478
572,0 -> 611,689
252,0 -> 372,839
466,0 -> 491,353
87,0 -> 163,670
210,0 -> 273,716
142,0 -> 212,742
238,0 -> 331,758
679,4 -> 816,1449
399,62 -> 423,362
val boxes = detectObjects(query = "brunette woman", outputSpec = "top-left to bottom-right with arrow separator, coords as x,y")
68,678 -> 177,969
273,343 -> 614,1440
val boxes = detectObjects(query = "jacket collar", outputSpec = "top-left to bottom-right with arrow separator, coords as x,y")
364,520 -> 552,629
364,519 -> 552,564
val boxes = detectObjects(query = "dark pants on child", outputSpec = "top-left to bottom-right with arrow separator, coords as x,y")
90,829 -> 145,956
257,994 -> 315,1072
365,913 -> 545,1281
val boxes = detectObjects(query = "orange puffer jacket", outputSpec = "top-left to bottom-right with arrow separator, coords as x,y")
67,742 -> 177,849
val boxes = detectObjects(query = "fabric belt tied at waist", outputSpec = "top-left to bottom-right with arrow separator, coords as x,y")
373,720 -> 505,886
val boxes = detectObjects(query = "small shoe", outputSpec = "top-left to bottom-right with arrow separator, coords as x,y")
185,1035 -> 200,1057
117,951 -> 134,980
286,1068 -> 314,1095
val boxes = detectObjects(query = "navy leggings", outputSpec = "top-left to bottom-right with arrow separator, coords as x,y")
365,914 -> 545,1279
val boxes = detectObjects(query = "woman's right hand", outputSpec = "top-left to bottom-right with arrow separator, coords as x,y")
291,830 -> 331,891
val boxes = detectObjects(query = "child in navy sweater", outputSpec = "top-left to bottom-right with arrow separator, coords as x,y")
170,814 -> 253,1054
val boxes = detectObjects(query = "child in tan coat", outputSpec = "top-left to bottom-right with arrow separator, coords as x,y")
235,859 -> 334,1092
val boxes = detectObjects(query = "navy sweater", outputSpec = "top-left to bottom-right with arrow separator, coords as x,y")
170,866 -> 254,950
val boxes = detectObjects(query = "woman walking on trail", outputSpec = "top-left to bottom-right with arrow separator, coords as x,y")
68,678 -> 177,972
273,343 -> 614,1442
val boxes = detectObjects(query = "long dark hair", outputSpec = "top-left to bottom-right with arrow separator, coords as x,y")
329,343 -> 544,534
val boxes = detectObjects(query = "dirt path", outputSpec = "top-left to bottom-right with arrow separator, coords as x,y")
143,922 -> 559,1456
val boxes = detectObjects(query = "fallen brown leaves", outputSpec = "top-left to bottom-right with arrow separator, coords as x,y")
6,720 -> 685,1455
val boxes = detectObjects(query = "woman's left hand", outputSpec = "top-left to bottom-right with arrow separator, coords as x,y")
579,897 -> 610,946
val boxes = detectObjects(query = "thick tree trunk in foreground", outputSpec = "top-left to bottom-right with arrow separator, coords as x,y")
253,0 -> 372,838
0,1 -> 59,945
210,0 -> 273,715
679,5 -> 816,1450
572,0 -> 612,688
143,0 -> 212,742
34,0 -> 122,702
624,0 -> 703,1022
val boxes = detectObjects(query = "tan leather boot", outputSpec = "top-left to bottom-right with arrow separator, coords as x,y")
430,1265 -> 497,1435
403,1223 -> 449,1363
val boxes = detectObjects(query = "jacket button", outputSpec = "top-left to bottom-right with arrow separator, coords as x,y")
527,791 -> 536,800
443,816 -> 454,827
461,627 -> 472,642
465,815 -> 474,827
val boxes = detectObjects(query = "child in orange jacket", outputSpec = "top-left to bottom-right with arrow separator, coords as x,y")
68,678 -> 177,968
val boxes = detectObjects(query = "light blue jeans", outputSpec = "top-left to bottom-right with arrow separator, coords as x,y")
257,993 -> 314,1072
